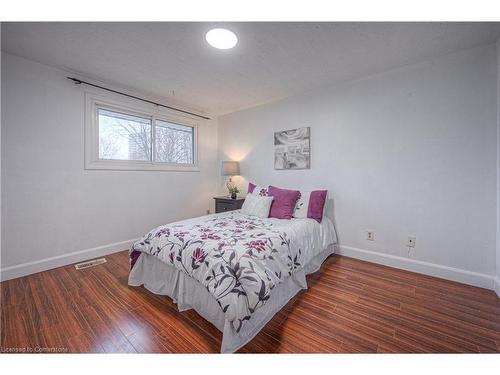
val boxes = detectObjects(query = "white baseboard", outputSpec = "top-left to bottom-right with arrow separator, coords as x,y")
0,238 -> 140,281
2,239 -> 497,295
337,245 -> 496,291
494,277 -> 500,298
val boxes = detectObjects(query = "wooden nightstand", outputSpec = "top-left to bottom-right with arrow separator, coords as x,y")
213,196 -> 245,213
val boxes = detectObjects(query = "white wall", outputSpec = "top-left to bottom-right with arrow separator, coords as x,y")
219,45 -> 498,289
496,39 -> 500,296
3,44 -> 499,290
1,53 -> 219,280
0,26 -> 2,270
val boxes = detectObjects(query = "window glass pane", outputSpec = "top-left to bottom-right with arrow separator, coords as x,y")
98,108 -> 152,161
155,120 -> 194,164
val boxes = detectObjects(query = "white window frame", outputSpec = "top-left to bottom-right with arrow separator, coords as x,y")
85,92 -> 199,171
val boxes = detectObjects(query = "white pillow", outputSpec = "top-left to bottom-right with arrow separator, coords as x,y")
250,184 -> 269,196
241,194 -> 274,218
293,191 -> 311,219
293,190 -> 329,219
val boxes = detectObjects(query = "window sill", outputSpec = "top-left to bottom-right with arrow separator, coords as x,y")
85,160 -> 200,172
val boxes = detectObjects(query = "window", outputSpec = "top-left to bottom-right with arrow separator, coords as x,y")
98,109 -> 152,161
85,93 -> 198,171
155,120 -> 194,164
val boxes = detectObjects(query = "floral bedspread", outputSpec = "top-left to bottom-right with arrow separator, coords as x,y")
131,212 -> 303,332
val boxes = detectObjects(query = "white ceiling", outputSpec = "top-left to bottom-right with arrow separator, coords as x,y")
2,22 -> 500,116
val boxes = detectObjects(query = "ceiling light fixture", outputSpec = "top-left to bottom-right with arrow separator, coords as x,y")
205,28 -> 238,50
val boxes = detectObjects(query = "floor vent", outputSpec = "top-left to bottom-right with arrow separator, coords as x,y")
75,258 -> 107,270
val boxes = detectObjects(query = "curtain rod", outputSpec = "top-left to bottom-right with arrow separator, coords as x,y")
67,77 -> 210,120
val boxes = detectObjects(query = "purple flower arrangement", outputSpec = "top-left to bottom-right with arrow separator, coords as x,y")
192,247 -> 207,263
155,228 -> 170,237
201,232 -> 221,240
245,239 -> 267,253
174,231 -> 189,238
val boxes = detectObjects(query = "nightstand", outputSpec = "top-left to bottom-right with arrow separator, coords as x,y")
213,196 -> 245,213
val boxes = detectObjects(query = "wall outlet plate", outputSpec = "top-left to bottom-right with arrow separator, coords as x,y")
407,235 -> 416,248
366,231 -> 375,241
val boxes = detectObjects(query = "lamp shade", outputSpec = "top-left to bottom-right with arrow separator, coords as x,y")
221,161 -> 240,176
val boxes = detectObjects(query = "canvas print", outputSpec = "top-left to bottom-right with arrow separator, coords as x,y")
274,127 -> 310,170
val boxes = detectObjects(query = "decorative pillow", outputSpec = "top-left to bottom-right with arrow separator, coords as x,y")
293,191 -> 311,219
267,185 -> 301,220
241,194 -> 274,218
307,190 -> 328,223
293,190 -> 328,223
248,182 -> 268,196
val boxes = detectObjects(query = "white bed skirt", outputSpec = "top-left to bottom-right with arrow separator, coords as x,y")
128,244 -> 335,353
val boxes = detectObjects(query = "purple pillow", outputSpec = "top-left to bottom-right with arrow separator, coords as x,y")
267,185 -> 300,219
248,182 -> 268,196
248,182 -> 256,194
307,190 -> 328,223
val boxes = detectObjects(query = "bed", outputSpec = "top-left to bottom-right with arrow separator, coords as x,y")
128,209 -> 337,353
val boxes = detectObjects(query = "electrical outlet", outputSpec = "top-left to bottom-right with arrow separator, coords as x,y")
366,231 -> 375,241
407,235 -> 416,248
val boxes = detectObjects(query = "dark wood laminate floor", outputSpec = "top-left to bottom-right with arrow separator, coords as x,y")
1,251 -> 499,353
